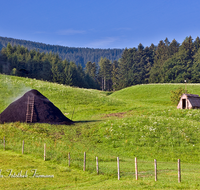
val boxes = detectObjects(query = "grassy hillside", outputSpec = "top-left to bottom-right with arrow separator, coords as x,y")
0,74 -> 125,120
1,74 -> 200,189
112,83 -> 200,105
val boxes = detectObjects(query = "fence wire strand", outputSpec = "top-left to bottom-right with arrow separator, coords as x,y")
1,138 -> 200,182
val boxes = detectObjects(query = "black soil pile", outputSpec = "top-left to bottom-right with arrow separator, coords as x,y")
0,89 -> 74,125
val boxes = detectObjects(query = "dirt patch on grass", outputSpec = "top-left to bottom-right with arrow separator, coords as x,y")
103,112 -> 127,118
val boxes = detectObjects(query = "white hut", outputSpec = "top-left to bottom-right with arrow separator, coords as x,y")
177,94 -> 200,109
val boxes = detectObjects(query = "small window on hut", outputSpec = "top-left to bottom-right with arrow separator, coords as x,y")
182,99 -> 186,109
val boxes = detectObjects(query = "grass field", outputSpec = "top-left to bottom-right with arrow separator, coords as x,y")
1,74 -> 200,189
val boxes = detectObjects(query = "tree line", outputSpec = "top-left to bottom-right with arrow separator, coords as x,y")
1,36 -> 200,91
0,36 -> 123,68
116,36 -> 200,90
0,43 -> 100,89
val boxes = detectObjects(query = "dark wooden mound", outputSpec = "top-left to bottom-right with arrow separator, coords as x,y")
0,89 -> 74,125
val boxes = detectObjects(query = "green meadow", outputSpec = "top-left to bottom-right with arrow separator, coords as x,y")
1,74 -> 200,189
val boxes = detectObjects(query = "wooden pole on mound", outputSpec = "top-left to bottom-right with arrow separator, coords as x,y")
71,108 -> 75,120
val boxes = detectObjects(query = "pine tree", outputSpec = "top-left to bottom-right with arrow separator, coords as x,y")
98,57 -> 111,90
111,60 -> 119,91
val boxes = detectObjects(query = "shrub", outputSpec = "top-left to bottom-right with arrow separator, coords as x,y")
170,87 -> 186,105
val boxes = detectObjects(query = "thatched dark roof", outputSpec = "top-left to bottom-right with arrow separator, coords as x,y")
0,89 -> 74,125
185,94 -> 200,98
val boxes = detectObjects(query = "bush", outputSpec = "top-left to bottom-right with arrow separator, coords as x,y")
170,87 -> 186,105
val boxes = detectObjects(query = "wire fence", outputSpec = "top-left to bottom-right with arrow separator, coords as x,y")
1,136 -> 200,182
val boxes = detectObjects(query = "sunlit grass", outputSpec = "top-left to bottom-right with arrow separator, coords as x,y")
1,74 -> 200,189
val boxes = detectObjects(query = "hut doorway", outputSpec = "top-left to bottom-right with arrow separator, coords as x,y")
182,99 -> 186,109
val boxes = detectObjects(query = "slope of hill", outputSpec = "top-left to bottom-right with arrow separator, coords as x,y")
111,83 -> 200,105
1,74 -> 200,189
0,36 -> 124,67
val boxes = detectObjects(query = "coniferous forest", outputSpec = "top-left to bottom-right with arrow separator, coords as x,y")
0,36 -> 123,68
0,36 -> 200,91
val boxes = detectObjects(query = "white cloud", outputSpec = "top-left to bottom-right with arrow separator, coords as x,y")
86,37 -> 119,48
57,29 -> 85,35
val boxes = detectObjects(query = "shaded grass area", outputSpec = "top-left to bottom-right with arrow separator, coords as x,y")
0,150 -> 111,190
0,151 -> 200,189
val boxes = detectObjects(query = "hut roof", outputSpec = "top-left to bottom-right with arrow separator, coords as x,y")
0,89 -> 74,125
184,94 -> 200,98
189,97 -> 200,107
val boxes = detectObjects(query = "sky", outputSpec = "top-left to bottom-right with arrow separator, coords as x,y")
1,0 -> 200,49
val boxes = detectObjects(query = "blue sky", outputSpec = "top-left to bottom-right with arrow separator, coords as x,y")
1,0 -> 200,49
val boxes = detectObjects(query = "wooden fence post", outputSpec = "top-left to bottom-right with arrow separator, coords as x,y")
117,157 -> 120,180
96,157 -> 99,175
3,137 -> 5,151
83,152 -> 86,171
44,143 -> 46,161
22,140 -> 24,154
135,157 -> 138,180
154,159 -> 157,181
68,152 -> 70,167
178,159 -> 181,183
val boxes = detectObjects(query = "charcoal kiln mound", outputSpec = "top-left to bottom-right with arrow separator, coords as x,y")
0,89 -> 74,125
